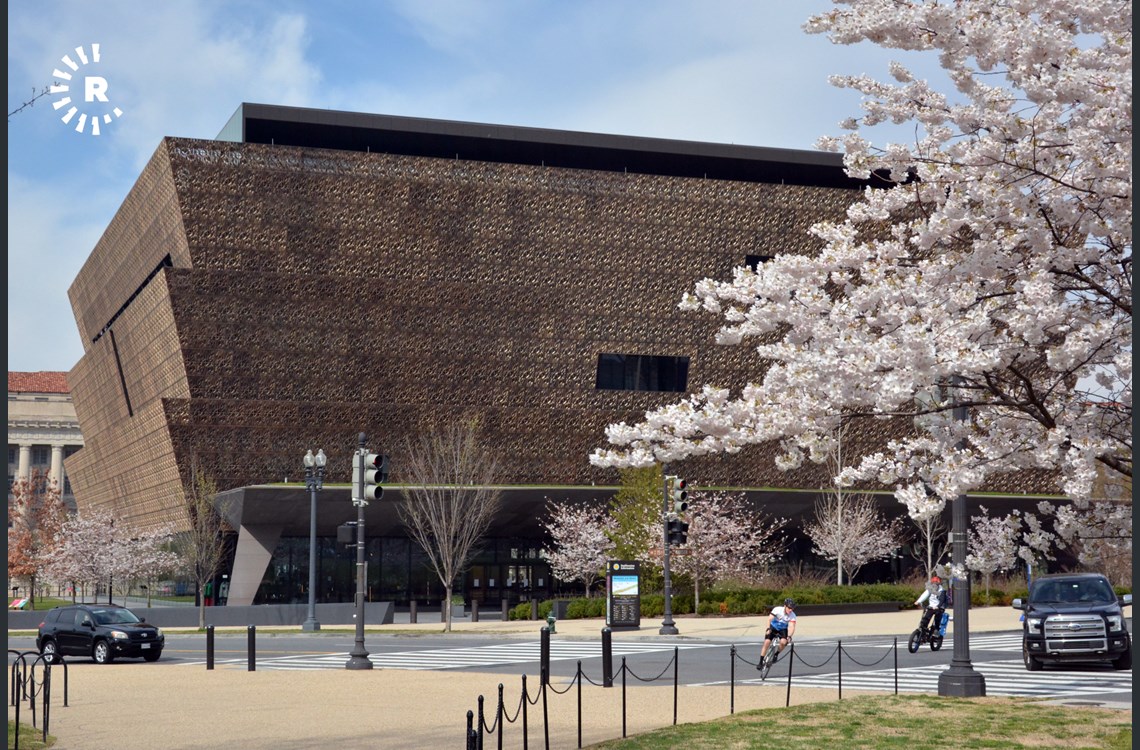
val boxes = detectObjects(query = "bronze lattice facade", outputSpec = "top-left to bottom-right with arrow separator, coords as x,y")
66,104 -> 1047,542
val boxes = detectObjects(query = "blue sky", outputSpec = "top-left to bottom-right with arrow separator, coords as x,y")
7,1 -> 943,373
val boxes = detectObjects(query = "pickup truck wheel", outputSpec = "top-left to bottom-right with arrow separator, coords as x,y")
1023,644 -> 1043,671
1111,647 -> 1131,670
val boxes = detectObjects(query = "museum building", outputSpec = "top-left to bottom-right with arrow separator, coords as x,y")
63,104 -> 1048,608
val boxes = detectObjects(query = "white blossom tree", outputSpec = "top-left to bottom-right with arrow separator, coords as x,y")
667,491 -> 788,611
804,493 -> 907,584
541,500 -> 615,597
117,523 -> 181,607
966,506 -> 1020,602
43,508 -> 118,600
591,2 -> 1131,552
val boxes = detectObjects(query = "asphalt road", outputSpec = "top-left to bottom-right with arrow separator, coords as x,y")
8,627 -> 1132,706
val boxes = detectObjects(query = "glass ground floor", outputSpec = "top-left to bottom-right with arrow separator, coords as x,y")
248,534 -> 579,608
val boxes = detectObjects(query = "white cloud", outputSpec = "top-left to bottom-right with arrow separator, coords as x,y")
6,0 -> 948,372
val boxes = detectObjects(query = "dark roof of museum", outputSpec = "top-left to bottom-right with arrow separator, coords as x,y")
8,371 -> 70,394
218,103 -> 867,190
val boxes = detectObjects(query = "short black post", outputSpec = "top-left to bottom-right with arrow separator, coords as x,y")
673,647 -> 679,725
621,657 -> 627,738
206,625 -> 215,670
730,645 -> 736,714
574,661 -> 583,747
60,660 -> 69,707
496,683 -> 504,750
247,625 -> 256,671
477,695 -> 485,750
894,637 -> 899,695
520,674 -> 529,750
784,641 -> 794,707
441,600 -> 447,623
539,626 -> 550,686
530,599 -> 538,621
410,600 -> 417,624
541,673 -> 549,750
501,599 -> 509,622
472,599 -> 479,623
466,710 -> 476,750
838,640 -> 843,700
601,627 -> 613,688
42,663 -> 51,740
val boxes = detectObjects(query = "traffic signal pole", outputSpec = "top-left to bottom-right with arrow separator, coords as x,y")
659,472 -> 678,635
346,432 -> 374,670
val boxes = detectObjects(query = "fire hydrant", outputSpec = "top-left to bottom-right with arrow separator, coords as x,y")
546,611 -> 557,634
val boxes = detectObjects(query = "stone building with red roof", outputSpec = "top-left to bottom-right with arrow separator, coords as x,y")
7,371 -> 84,510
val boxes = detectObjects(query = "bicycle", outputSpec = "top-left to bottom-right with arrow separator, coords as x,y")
907,607 -> 946,653
757,635 -> 790,680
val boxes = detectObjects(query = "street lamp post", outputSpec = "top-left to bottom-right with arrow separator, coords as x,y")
302,448 -> 326,632
938,377 -> 986,697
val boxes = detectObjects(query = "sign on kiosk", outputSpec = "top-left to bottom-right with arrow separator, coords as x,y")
606,560 -> 641,629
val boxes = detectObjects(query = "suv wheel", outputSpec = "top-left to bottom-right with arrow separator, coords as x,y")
40,639 -> 60,665
1023,644 -> 1043,671
1112,646 -> 1131,671
93,640 -> 115,664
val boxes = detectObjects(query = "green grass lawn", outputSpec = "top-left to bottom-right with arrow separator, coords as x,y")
588,694 -> 1131,750
8,720 -> 54,749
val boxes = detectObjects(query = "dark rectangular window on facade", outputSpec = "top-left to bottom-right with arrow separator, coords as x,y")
595,353 -> 689,393
746,254 -> 775,271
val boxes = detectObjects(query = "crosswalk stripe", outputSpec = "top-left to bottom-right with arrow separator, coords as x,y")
754,659 -> 1132,698
181,640 -> 714,671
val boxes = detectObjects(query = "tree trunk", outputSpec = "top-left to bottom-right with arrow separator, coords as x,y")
444,584 -> 453,633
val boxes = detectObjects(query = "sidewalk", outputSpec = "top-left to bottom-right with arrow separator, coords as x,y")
6,606 -> 1117,750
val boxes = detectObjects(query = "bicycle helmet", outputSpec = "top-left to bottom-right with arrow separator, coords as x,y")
931,575 -> 942,584
783,598 -> 796,609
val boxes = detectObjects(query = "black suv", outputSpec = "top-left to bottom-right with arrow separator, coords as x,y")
1012,573 -> 1132,671
37,604 -> 165,664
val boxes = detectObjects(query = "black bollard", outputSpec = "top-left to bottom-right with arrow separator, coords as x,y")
247,625 -> 256,671
602,627 -> 613,688
441,600 -> 447,623
206,625 -> 215,670
530,599 -> 538,621
501,599 -> 509,622
466,710 -> 476,750
471,599 -> 479,623
410,600 -> 417,624
540,626 -> 550,686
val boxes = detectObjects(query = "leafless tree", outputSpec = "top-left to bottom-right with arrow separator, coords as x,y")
398,418 -> 502,632
174,461 -> 230,629
910,512 -> 950,579
805,493 -> 907,585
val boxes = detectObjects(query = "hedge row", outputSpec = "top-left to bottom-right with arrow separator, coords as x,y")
509,583 -> 1131,621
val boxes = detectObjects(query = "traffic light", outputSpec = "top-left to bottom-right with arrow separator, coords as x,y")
362,451 -> 389,502
666,517 -> 689,546
668,475 -> 689,514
